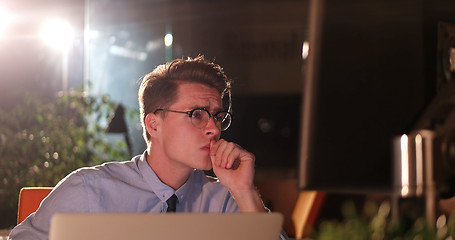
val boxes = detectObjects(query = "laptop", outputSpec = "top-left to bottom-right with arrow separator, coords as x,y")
49,213 -> 283,240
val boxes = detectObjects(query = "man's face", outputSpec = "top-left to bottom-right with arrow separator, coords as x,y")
156,82 -> 222,171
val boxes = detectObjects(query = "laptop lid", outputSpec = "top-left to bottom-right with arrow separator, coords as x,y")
49,213 -> 283,240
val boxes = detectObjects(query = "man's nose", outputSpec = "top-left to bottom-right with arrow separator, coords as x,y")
204,117 -> 221,137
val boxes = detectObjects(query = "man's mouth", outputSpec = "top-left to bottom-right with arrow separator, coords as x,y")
201,144 -> 210,151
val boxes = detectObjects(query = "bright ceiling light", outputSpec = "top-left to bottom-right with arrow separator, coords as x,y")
0,6 -> 13,38
40,19 -> 74,51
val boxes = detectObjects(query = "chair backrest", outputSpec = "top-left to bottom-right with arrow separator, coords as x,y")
292,191 -> 325,239
17,187 -> 53,224
255,178 -> 325,238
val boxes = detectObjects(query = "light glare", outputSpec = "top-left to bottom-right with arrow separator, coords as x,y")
302,41 -> 309,60
415,134 -> 423,196
400,134 -> 409,196
164,33 -> 173,47
0,6 -> 13,37
40,19 -> 74,50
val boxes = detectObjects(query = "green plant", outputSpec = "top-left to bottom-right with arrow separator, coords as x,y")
0,90 -> 129,228
312,200 -> 455,240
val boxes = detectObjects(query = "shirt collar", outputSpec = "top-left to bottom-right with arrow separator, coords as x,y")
136,151 -> 195,202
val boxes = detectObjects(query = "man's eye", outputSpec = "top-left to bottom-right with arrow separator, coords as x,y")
191,110 -> 203,119
216,112 -> 228,121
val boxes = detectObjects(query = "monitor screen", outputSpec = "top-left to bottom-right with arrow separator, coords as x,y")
298,0 -> 434,193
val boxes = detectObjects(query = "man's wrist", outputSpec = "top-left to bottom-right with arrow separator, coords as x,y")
230,186 -> 267,213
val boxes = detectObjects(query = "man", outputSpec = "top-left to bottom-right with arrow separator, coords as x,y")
9,56 -> 287,239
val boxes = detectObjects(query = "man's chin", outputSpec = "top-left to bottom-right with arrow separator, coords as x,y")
200,164 -> 213,171
195,161 -> 213,171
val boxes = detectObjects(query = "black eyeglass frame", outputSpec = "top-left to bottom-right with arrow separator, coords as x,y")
153,107 -> 233,131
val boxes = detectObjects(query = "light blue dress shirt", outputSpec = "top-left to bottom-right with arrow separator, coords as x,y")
9,152 -> 288,240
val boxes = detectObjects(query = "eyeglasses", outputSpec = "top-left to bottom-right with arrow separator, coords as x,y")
153,108 -> 233,131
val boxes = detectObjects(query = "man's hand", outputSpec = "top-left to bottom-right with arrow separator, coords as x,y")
210,139 -> 265,212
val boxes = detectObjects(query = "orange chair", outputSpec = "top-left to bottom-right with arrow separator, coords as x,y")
292,191 -> 325,238
17,187 -> 53,224
255,179 -> 325,238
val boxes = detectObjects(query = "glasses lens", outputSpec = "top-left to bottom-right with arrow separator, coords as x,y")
190,109 -> 232,131
190,109 -> 209,128
216,112 -> 232,131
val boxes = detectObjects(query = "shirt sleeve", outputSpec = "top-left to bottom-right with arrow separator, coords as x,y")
221,191 -> 239,213
8,170 -> 89,240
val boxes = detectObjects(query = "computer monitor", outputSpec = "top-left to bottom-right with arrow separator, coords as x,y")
298,0 -> 455,194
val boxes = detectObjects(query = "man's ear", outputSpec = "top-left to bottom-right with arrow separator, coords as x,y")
145,113 -> 160,137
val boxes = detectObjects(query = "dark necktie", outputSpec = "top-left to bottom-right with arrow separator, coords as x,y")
166,194 -> 178,212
